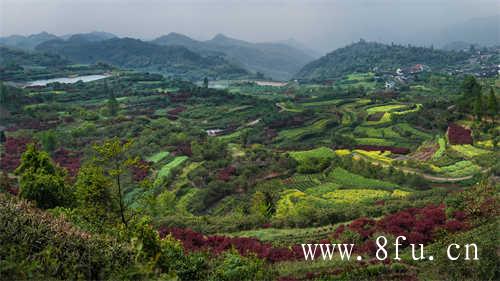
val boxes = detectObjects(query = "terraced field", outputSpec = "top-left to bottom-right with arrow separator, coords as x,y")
289,147 -> 336,161
154,156 -> 189,186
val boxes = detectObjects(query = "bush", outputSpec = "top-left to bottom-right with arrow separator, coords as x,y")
209,249 -> 270,281
0,194 -> 134,280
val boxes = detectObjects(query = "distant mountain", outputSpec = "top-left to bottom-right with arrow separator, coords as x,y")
36,37 -> 249,80
151,33 -> 315,80
295,40 -> 470,81
0,32 -> 59,50
0,31 -> 118,50
65,31 -> 117,42
439,15 -> 500,47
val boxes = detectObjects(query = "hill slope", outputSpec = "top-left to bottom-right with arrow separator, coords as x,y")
0,46 -> 70,67
64,31 -> 117,42
0,32 -> 59,50
295,41 -> 470,81
36,37 -> 249,80
152,33 -> 314,80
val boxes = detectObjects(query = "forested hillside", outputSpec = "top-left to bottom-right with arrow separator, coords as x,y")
295,41 -> 470,81
36,37 -> 249,80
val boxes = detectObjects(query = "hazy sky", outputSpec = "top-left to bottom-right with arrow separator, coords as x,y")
0,0 -> 498,52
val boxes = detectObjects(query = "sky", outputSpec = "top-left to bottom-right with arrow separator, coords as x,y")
0,0 -> 498,53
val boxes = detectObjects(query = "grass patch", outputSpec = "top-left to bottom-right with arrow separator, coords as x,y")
366,104 -> 406,114
300,99 -> 343,107
323,189 -> 391,203
327,167 -> 399,190
355,137 -> 395,146
154,156 -> 189,186
450,145 -> 489,158
433,137 -> 446,160
365,112 -> 392,125
394,123 -> 432,139
289,147 -> 336,162
440,160 -> 481,177
146,151 -> 170,163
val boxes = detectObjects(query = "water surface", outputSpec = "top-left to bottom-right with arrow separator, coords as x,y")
25,74 -> 109,87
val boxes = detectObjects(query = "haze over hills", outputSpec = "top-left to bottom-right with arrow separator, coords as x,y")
0,31 -> 118,51
1,31 -> 316,80
35,37 -> 249,80
0,32 -> 59,50
295,41 -> 471,81
151,33 -> 316,80
437,15 -> 500,48
62,31 -> 117,42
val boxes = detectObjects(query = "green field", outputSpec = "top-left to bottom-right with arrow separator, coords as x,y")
440,160 -> 482,177
366,104 -> 406,114
146,151 -> 170,163
327,167 -> 399,190
450,145 -> 489,158
289,147 -> 336,161
154,156 -> 189,186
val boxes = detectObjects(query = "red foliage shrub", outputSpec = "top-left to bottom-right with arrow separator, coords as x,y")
0,137 -> 31,172
158,227 -> 304,263
169,92 -> 191,103
217,166 -> 236,181
452,210 -> 466,220
52,148 -> 81,177
447,123 -> 472,145
173,143 -> 192,157
367,112 -> 384,121
167,106 -> 186,116
355,145 -> 410,154
444,220 -> 466,233
131,159 -> 150,182
334,205 -> 468,253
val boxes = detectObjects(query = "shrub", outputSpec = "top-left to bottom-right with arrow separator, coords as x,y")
209,249 -> 270,281
0,194 -> 134,280
447,123 -> 472,145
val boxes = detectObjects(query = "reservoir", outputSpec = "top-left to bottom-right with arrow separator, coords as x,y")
25,74 -> 110,87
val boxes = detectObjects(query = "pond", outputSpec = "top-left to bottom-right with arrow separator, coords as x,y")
25,74 -> 110,87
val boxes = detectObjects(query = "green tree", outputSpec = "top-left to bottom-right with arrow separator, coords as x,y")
486,87 -> 498,118
0,130 -> 5,144
250,191 -> 268,219
460,75 -> 482,112
75,164 -> 117,230
15,144 -> 71,209
92,138 -> 137,227
473,92 -> 483,120
107,90 -> 119,116
39,130 -> 57,153
0,81 -> 6,105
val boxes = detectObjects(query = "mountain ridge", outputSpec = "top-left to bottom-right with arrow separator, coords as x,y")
151,33 -> 315,80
